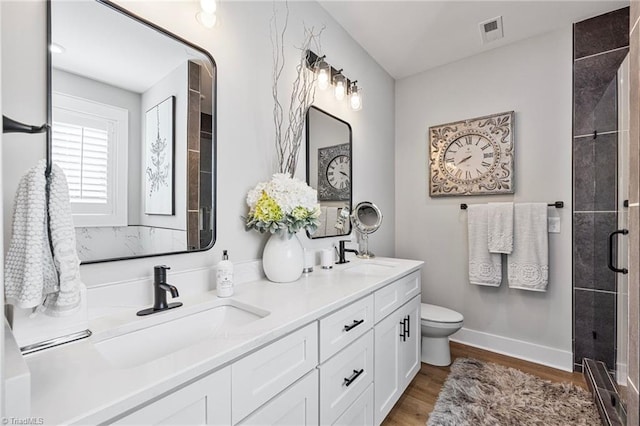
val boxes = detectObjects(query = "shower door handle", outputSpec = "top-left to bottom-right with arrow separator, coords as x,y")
608,229 -> 628,274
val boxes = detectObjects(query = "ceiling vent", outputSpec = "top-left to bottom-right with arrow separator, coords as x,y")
479,16 -> 504,44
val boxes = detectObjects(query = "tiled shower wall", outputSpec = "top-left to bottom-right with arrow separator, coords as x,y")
572,7 -> 629,372
627,2 -> 640,424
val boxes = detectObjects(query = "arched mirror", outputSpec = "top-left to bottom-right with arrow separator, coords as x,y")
50,0 -> 216,263
352,201 -> 382,258
305,106 -> 352,239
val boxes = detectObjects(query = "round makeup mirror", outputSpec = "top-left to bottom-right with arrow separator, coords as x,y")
351,201 -> 382,258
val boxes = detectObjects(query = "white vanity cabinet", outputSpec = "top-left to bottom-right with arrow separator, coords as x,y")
373,271 -> 421,426
113,366 -> 231,425
49,262 -> 424,426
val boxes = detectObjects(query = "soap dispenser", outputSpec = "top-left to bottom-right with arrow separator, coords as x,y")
217,250 -> 234,297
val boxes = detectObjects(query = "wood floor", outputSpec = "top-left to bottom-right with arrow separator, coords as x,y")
381,342 -> 587,426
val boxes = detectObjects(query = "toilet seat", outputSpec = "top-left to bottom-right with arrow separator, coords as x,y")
420,303 -> 463,324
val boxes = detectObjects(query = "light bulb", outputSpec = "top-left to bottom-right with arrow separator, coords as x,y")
200,0 -> 217,14
196,11 -> 216,28
334,79 -> 345,100
317,68 -> 330,90
315,59 -> 330,90
350,90 -> 362,111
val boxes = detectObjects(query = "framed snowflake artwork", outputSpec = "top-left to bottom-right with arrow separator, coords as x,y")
144,96 -> 175,215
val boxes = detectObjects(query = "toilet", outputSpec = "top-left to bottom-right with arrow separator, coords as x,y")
420,303 -> 464,366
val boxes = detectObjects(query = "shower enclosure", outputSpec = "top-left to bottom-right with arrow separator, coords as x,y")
571,7 -> 630,423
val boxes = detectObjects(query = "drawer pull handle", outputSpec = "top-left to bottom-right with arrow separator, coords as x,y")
343,319 -> 365,332
343,369 -> 364,387
399,320 -> 406,342
405,315 -> 410,338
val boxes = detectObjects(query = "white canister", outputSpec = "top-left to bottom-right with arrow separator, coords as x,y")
321,248 -> 334,269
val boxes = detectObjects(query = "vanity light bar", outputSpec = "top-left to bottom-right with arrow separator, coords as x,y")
305,50 -> 362,111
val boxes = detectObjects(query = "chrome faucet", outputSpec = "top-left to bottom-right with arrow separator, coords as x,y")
336,240 -> 359,264
137,265 -> 183,316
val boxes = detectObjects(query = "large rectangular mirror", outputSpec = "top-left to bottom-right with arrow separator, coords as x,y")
50,0 -> 216,263
305,106 -> 352,238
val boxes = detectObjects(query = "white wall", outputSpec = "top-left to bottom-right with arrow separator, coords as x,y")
52,69 -> 143,223
140,62 -> 187,230
1,1 -> 395,289
395,28 -> 573,369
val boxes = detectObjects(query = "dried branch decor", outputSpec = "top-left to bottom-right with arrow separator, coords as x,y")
270,1 -> 324,177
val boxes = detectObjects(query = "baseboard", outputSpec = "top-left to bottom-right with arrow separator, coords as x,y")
450,327 -> 573,372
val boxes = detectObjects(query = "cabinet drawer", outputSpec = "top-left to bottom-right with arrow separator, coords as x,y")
332,383 -> 373,426
232,322 -> 318,424
374,271 -> 420,323
319,330 -> 374,426
319,295 -> 373,362
237,370 -> 319,426
113,366 -> 230,425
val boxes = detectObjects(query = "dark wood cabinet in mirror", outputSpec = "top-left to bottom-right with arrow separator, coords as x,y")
305,106 -> 352,239
49,0 -> 216,263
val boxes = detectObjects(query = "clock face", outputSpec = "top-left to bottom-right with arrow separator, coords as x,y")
428,111 -> 514,196
327,155 -> 350,189
442,134 -> 497,184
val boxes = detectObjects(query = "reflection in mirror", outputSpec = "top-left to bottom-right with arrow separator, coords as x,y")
50,0 -> 216,263
305,106 -> 352,238
352,201 -> 382,259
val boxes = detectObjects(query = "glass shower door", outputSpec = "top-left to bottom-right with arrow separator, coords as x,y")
616,54 -> 629,402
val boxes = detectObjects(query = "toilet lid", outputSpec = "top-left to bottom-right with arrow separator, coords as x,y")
421,303 -> 463,323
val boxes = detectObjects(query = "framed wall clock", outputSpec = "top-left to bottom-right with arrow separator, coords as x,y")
317,143 -> 351,201
428,111 -> 514,197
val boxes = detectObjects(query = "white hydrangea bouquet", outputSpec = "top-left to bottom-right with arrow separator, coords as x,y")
245,173 -> 321,237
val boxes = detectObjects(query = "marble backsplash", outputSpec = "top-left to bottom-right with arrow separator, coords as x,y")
75,226 -> 187,262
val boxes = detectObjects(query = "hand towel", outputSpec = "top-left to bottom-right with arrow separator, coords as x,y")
5,161 -> 83,316
467,204 -> 502,287
314,206 -> 328,238
43,163 -> 83,315
507,203 -> 549,292
325,207 -> 338,232
487,202 -> 514,254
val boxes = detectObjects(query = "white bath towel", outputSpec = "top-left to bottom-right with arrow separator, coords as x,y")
507,203 -> 549,292
487,202 -> 514,254
467,204 -> 502,287
5,161 -> 83,316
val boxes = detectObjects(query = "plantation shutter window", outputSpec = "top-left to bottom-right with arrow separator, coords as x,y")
51,93 -> 128,227
52,118 -> 110,205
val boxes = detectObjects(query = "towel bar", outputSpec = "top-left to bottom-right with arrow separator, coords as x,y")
460,201 -> 564,210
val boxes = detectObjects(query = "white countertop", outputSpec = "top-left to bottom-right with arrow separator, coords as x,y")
22,257 -> 423,425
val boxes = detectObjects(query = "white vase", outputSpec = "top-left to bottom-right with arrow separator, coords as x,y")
262,231 -> 304,283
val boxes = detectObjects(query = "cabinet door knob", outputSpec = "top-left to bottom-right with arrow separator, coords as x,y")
343,369 -> 364,387
343,319 -> 365,332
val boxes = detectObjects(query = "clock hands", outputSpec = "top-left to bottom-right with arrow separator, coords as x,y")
339,171 -> 349,177
457,155 -> 472,165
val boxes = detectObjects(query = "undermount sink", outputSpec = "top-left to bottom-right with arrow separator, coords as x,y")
343,261 -> 397,275
94,300 -> 269,369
